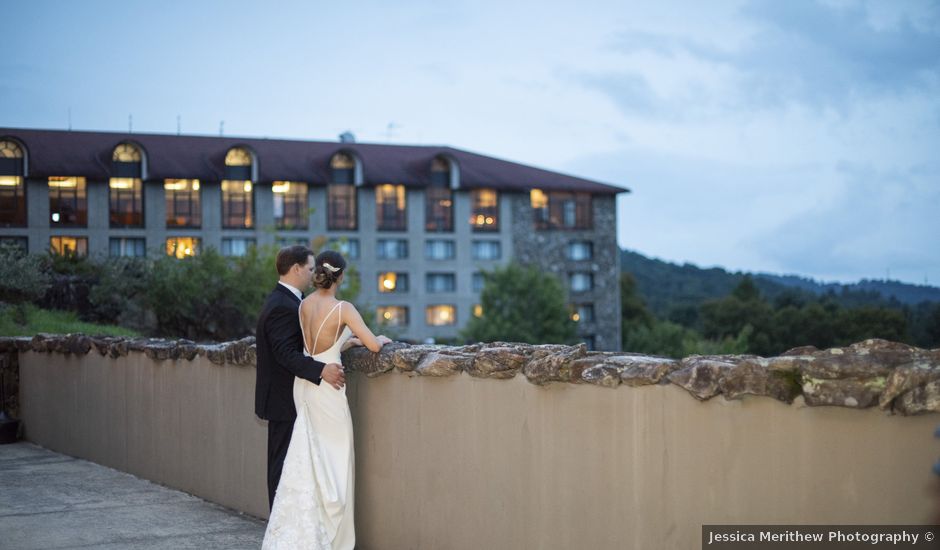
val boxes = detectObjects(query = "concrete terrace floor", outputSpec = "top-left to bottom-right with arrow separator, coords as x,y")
0,441 -> 266,549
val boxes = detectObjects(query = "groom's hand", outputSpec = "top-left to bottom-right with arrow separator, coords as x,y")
321,363 -> 345,390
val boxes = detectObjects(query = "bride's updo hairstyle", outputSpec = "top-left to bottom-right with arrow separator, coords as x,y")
313,250 -> 347,289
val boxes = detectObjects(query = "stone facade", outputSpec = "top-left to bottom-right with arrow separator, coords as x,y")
510,192 -> 621,351
5,335 -> 940,415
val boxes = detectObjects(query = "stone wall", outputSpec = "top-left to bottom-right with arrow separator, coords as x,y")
6,334 -> 940,549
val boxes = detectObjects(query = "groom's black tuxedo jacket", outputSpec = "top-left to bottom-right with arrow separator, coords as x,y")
255,283 -> 327,422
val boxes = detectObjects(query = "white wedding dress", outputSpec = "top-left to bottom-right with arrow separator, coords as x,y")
262,301 -> 356,550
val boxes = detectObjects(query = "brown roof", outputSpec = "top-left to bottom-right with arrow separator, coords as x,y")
0,127 -> 629,195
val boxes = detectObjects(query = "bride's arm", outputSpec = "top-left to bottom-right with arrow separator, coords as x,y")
340,337 -> 361,352
340,301 -> 390,353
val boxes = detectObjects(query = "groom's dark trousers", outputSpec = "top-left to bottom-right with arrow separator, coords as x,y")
255,283 -> 327,509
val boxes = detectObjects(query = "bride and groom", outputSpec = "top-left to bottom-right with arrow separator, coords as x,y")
255,245 -> 392,549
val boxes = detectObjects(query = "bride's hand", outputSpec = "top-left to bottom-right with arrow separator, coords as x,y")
377,335 -> 393,345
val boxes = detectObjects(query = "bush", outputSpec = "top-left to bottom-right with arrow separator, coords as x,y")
0,243 -> 51,304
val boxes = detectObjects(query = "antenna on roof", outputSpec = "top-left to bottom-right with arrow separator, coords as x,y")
219,120 -> 225,136
177,115 -> 181,136
128,114 -> 133,133
384,122 -> 401,142
67,108 -> 72,131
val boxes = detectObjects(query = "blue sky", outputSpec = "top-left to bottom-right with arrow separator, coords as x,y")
3,0 -> 938,286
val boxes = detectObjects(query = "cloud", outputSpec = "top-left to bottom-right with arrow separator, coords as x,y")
582,0 -> 940,118
741,161 -> 940,282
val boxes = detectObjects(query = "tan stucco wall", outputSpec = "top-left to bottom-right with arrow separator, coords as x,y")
18,351 -> 940,549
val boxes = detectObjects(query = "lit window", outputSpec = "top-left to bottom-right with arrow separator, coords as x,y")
225,147 -> 252,166
0,140 -> 26,227
221,180 -> 254,228
377,306 -> 409,327
473,304 -> 483,317
570,303 -> 594,323
376,183 -> 407,230
112,143 -> 142,162
426,304 -> 456,326
165,179 -> 201,227
50,236 -> 88,257
426,273 -> 456,293
377,239 -> 407,259
109,178 -> 143,228
425,239 -> 455,260
49,177 -> 87,227
568,241 -> 593,261
272,181 -> 309,229
110,237 -> 146,257
472,240 -> 501,260
222,238 -> 256,257
532,189 -> 592,230
470,188 -> 498,231
569,272 -> 593,292
378,272 -> 409,293
166,237 -> 199,258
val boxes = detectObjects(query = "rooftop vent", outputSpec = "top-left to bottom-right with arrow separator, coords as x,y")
339,131 -> 356,143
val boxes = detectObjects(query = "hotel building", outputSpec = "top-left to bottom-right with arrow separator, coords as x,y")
0,127 -> 629,349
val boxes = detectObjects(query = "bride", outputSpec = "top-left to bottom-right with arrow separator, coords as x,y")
262,249 -> 392,550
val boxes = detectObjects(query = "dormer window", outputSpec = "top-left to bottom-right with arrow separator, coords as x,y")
223,147 -> 254,228
426,157 -> 453,232
330,152 -> 355,184
110,143 -> 144,227
0,139 -> 26,227
328,152 -> 357,230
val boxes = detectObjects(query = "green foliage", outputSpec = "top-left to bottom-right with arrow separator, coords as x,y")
0,243 -> 51,304
0,303 -> 140,337
461,262 -> 578,345
621,266 -> 929,357
145,245 -> 277,341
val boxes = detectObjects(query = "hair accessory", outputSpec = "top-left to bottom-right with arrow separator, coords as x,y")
322,262 -> 341,273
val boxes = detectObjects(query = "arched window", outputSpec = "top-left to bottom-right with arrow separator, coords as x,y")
330,152 -> 355,184
110,143 -> 144,227
327,152 -> 357,230
222,147 -> 255,228
0,139 -> 27,227
426,156 -> 453,232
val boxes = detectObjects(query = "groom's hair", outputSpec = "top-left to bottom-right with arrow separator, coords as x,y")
276,245 -> 315,276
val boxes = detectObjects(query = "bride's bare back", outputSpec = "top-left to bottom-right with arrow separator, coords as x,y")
300,297 -> 384,354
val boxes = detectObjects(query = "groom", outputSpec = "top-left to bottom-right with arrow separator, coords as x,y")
255,245 -> 345,509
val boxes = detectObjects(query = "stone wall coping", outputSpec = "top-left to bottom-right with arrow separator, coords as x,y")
2,334 -> 939,416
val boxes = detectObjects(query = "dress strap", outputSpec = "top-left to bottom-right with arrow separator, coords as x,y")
333,302 -> 343,342
312,301 -> 344,351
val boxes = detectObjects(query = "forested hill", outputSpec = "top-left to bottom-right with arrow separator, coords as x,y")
620,248 -> 940,321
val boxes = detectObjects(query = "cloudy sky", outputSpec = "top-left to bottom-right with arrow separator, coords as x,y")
3,0 -> 938,286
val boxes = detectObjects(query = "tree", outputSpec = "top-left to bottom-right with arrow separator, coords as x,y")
461,262 -> 578,345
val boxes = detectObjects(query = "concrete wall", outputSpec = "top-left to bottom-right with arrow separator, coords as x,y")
17,350 -> 940,549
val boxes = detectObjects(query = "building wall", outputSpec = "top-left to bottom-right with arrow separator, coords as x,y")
17,349 -> 940,550
5,179 -> 617,347
511,192 -> 621,350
